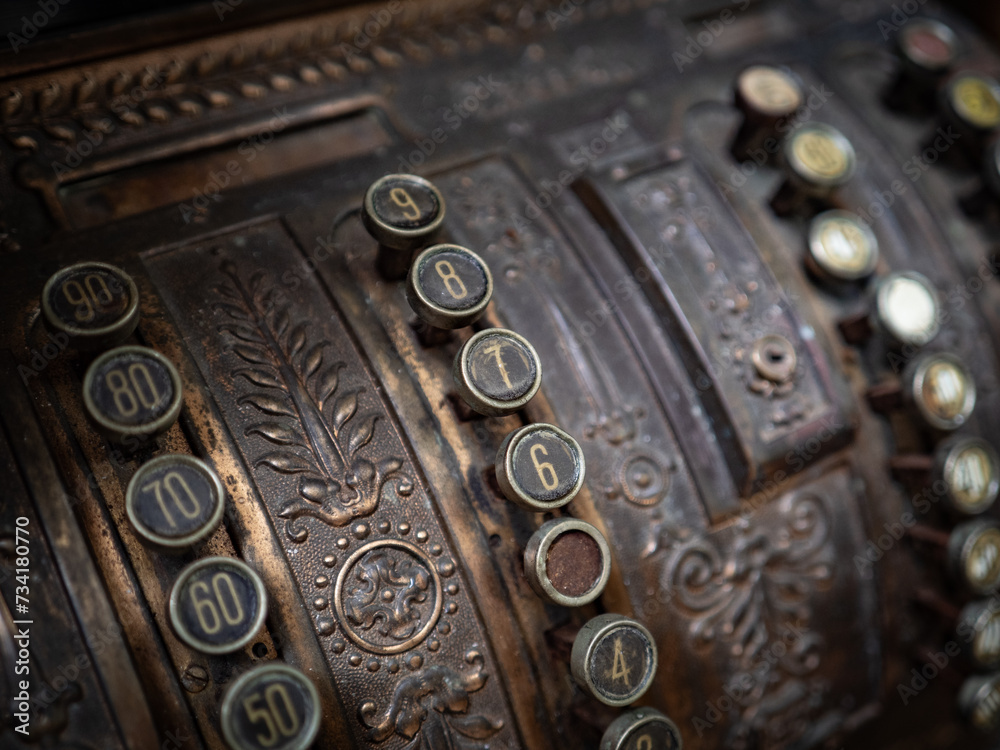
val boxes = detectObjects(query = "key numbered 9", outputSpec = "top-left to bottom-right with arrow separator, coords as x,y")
363,173 -> 445,241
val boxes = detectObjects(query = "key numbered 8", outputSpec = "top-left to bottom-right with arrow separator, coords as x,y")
406,244 -> 493,330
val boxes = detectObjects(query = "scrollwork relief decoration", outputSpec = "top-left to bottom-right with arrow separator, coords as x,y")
215,260 -> 413,542
359,650 -> 503,750
666,492 -> 833,747
334,540 -> 442,655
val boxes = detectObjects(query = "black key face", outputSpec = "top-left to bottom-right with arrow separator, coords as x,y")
416,248 -> 489,311
467,333 -> 538,402
128,456 -> 223,547
223,665 -> 320,750
171,559 -> 265,653
89,351 -> 176,427
371,176 -> 441,230
621,720 -> 682,750
46,264 -> 132,331
587,623 -> 656,704
511,428 -> 581,504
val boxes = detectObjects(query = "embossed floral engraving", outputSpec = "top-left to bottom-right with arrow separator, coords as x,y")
335,540 -> 442,655
360,650 -> 503,749
215,260 -> 413,542
667,492 -> 833,747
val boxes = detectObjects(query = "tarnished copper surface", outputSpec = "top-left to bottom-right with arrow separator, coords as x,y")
2,1 -> 1000,749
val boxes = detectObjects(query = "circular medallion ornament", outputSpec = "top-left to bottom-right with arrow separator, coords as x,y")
620,454 -> 669,507
334,539 -> 443,655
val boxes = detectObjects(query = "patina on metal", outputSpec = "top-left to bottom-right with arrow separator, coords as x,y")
2,1 -> 1000,749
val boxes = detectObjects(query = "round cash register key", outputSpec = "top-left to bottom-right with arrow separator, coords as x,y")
908,352 -> 976,431
899,19 -> 959,73
220,663 -> 321,750
126,455 -> 225,549
496,423 -> 585,511
363,173 -> 445,247
946,72 -> 1000,132
785,123 -> 856,188
83,345 -> 183,442
731,65 -> 803,161
959,600 -> 1000,671
949,521 -> 1000,595
42,261 -> 139,350
524,518 -> 610,606
169,557 -> 268,654
363,173 -> 445,278
736,65 -> 803,117
874,271 -> 940,348
601,707 -> 684,750
806,210 -> 879,282
938,437 -> 1000,515
572,614 -> 658,707
959,673 -> 1000,732
406,244 -> 493,329
453,328 -> 542,417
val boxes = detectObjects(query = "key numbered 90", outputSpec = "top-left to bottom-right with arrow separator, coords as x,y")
42,261 -> 140,350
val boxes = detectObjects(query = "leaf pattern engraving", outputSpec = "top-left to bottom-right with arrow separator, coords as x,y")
359,651 -> 503,749
215,260 -> 413,541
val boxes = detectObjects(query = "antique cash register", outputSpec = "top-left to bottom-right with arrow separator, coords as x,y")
2,1 -> 1000,748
